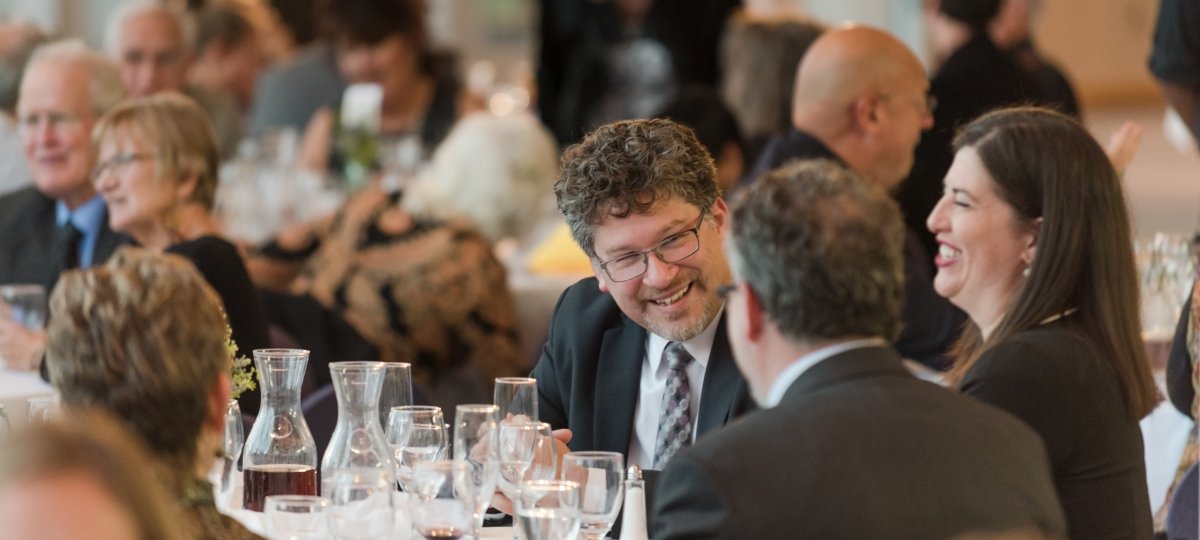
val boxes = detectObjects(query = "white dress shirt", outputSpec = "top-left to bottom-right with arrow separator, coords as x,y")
626,309 -> 722,470
762,337 -> 891,408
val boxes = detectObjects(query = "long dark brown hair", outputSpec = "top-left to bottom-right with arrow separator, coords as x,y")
946,107 -> 1159,420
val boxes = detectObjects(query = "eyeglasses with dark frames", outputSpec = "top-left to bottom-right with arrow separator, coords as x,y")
598,213 -> 705,283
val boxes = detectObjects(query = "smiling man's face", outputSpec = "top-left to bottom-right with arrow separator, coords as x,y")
591,196 -> 731,341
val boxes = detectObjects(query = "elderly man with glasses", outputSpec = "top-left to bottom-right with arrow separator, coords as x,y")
0,40 -> 127,372
530,118 -> 756,532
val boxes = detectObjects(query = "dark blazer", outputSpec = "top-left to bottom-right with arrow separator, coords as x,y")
652,345 -> 1067,540
743,130 -> 965,369
532,277 -> 756,530
963,320 -> 1154,539
0,186 -> 126,289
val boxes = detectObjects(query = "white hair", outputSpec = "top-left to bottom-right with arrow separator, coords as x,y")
404,112 -> 561,243
103,0 -> 195,58
26,39 -> 126,115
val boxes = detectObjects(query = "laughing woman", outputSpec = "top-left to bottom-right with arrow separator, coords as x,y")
90,93 -> 269,411
926,107 -> 1158,539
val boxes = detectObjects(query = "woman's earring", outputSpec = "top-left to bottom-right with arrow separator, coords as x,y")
1023,265 -> 1031,278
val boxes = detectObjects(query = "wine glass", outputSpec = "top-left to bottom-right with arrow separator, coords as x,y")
265,495 -> 330,540
386,406 -> 447,492
516,480 -> 581,540
410,460 -> 474,539
327,468 -> 395,540
497,420 -> 557,502
453,404 -> 499,536
0,284 -> 45,371
562,452 -> 624,540
378,363 -> 413,429
494,377 -> 538,422
222,399 -> 245,492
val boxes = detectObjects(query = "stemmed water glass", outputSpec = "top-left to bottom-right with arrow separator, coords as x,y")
265,495 -> 331,540
222,399 -> 245,492
378,362 -> 413,429
516,480 -> 581,540
327,468 -> 395,540
454,404 -> 499,537
410,460 -> 475,539
25,396 -> 55,425
386,405 -> 447,492
494,377 -> 538,421
498,419 -> 557,539
562,452 -> 624,540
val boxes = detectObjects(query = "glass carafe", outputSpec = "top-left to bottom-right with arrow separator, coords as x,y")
321,361 -> 395,496
243,349 -> 318,512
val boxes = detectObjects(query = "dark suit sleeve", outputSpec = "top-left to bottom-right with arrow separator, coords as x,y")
651,453 -> 735,540
533,286 -> 571,431
1167,290 -> 1195,419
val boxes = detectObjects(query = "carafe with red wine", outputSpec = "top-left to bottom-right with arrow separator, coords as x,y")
242,348 -> 319,512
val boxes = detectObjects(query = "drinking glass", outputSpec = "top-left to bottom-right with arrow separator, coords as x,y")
453,404 -> 499,536
0,404 -> 10,435
265,495 -> 330,540
386,405 -> 447,492
222,399 -> 245,492
562,452 -> 624,540
497,420 -> 557,501
410,460 -> 474,539
327,468 -> 395,540
378,363 -> 413,429
25,396 -> 55,425
516,480 -> 581,540
494,377 -> 538,422
0,284 -> 46,369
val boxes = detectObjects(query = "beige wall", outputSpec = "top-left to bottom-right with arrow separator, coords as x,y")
1034,0 -> 1162,106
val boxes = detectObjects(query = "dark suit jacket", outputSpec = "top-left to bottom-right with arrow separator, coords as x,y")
0,186 -> 126,289
652,345 -> 1066,540
532,277 -> 756,530
743,130 -> 965,369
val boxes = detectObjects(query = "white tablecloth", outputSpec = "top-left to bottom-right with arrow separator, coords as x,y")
0,368 -> 54,425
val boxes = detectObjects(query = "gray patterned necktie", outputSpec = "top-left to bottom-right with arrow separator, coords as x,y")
653,342 -> 695,469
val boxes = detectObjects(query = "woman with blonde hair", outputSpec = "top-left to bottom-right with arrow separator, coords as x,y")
91,92 -> 269,410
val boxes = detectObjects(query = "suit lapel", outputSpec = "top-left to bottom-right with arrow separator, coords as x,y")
697,314 -> 739,436
592,316 -> 646,454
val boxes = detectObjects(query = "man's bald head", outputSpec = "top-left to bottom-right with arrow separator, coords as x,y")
792,26 -> 925,123
790,26 -> 932,190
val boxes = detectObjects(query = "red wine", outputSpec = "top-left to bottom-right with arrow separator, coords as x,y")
243,464 -> 318,512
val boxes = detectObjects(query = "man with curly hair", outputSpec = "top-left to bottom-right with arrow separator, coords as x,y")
531,119 -> 755,529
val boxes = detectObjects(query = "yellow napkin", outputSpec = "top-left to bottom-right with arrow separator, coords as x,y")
527,223 -> 592,276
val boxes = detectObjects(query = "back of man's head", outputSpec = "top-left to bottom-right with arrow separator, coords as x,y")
727,159 -> 905,343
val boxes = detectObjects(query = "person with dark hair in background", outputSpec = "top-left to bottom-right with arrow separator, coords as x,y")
537,0 -> 739,145
1150,0 -> 1200,143
295,0 -> 460,172
190,2 -> 267,114
655,86 -> 746,195
927,107 -> 1157,538
899,0 -> 1030,260
989,0 -> 1080,118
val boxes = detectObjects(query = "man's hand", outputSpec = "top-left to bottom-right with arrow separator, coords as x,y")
490,428 -> 574,515
0,318 -> 45,371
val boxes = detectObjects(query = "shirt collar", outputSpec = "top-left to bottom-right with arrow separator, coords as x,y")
763,337 -> 890,408
55,194 -> 106,233
646,307 -> 724,374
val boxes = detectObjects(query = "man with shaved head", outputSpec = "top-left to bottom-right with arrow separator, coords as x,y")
744,25 -> 962,371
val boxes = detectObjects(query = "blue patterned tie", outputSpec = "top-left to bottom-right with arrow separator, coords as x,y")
653,342 -> 694,469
